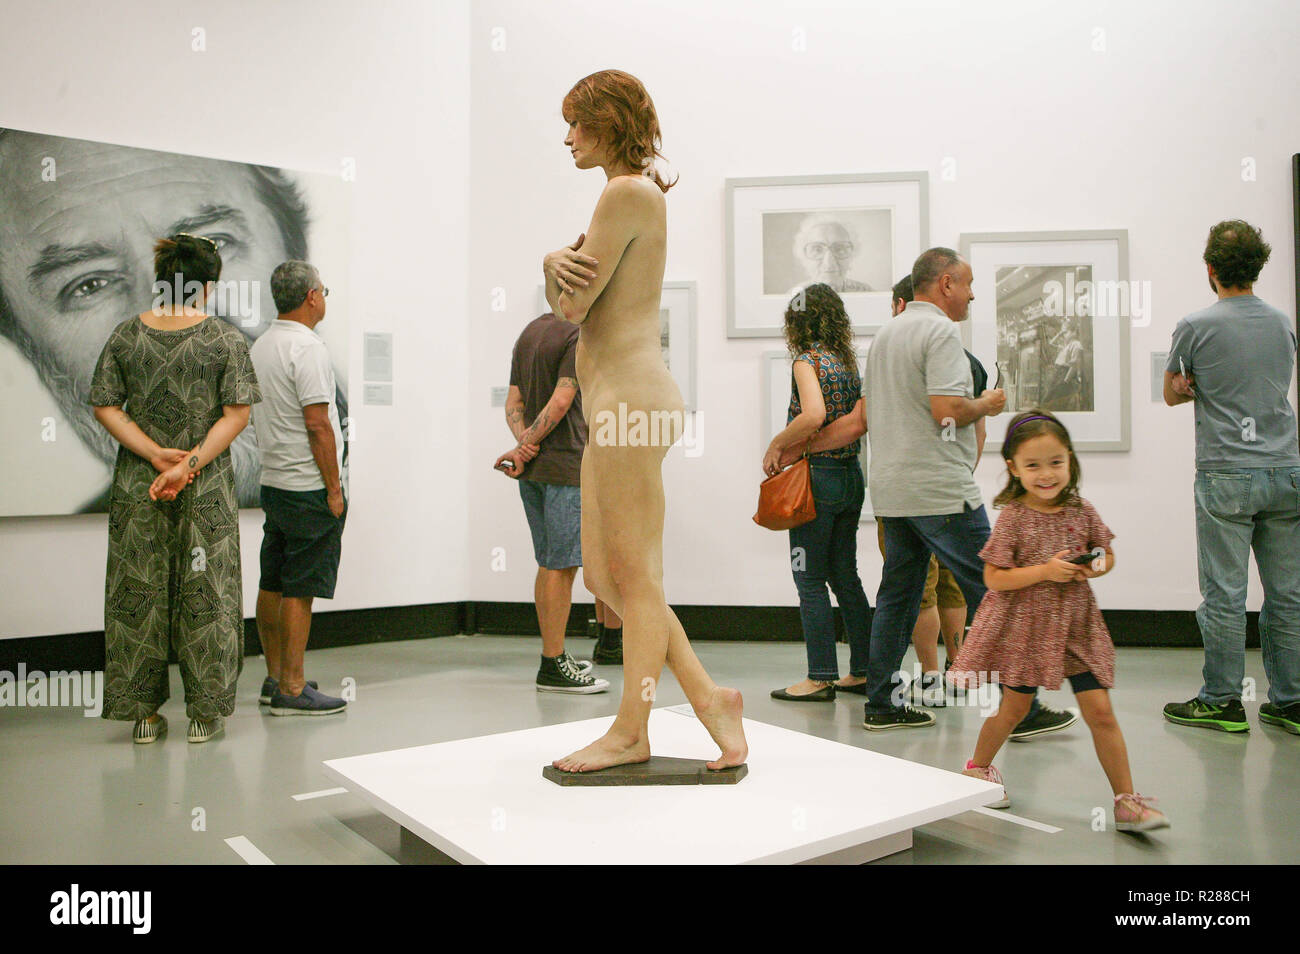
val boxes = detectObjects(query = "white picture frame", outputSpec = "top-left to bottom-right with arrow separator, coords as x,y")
535,280 -> 698,411
727,172 -> 928,338
959,230 -> 1132,453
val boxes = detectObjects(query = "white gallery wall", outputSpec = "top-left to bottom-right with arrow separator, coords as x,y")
468,0 -> 1300,615
0,0 -> 471,638
2,0 -> 1297,641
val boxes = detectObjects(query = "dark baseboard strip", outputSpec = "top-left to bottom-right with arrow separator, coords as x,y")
1,602 -> 1253,674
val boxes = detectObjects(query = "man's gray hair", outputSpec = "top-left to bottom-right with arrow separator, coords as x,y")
271,260 -> 321,314
910,247 -> 963,292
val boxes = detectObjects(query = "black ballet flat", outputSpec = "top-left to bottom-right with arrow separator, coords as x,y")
834,681 -> 867,696
770,684 -> 836,702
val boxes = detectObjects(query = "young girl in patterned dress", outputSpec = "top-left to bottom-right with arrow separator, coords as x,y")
948,410 -> 1169,832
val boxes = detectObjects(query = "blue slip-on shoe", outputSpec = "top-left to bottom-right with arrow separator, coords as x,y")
269,684 -> 347,717
259,677 -> 319,705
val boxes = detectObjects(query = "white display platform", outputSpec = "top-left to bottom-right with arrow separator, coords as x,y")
322,706 -> 1003,865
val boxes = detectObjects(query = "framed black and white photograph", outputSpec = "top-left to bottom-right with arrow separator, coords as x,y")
659,281 -> 698,411
960,230 -> 1131,452
0,127 -> 352,518
536,279 -> 698,410
761,347 -> 872,521
727,172 -> 928,338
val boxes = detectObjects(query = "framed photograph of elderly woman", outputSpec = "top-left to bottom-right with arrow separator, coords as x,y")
959,230 -> 1132,453
0,126 -> 352,517
537,280 -> 697,410
726,172 -> 928,338
762,347 -> 873,521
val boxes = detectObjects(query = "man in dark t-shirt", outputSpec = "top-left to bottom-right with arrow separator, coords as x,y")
495,314 -> 612,693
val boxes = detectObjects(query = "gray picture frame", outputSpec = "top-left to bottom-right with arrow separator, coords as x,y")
959,229 -> 1132,453
726,172 -> 929,339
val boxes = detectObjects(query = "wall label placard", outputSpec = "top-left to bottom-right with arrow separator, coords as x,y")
364,332 -> 393,382
363,383 -> 393,406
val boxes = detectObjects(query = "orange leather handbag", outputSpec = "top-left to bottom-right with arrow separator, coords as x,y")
753,440 -> 817,530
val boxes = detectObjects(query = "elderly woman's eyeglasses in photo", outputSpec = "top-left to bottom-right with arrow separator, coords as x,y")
804,241 -> 854,259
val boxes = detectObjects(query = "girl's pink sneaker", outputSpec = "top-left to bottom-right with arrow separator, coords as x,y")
962,759 -> 1010,809
1114,793 -> 1170,832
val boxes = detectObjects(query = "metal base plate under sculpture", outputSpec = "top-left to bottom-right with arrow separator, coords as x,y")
542,756 -> 748,786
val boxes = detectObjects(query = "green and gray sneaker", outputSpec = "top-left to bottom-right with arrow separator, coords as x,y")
1258,702 -> 1300,735
1163,697 -> 1248,733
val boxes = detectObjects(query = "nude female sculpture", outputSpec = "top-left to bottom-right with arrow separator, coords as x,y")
543,70 -> 746,773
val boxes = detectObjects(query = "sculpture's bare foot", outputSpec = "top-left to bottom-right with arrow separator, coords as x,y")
697,686 -> 747,770
552,731 -> 650,774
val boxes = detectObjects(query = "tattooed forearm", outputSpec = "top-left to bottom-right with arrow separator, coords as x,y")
519,409 -> 554,446
188,455 -> 199,470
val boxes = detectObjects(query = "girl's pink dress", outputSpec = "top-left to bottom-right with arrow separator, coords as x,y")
949,497 -> 1116,691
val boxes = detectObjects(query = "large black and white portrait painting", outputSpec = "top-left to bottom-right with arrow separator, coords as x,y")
0,128 -> 350,517
994,264 -> 1095,414
760,209 -> 892,296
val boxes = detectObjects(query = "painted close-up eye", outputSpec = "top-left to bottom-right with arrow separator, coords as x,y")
204,234 -> 239,254
60,273 -> 121,309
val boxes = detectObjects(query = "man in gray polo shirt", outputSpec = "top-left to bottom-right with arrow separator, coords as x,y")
860,248 -> 1075,736
1163,220 -> 1300,735
249,261 -> 348,717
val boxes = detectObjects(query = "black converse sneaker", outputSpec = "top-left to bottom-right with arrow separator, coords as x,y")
862,705 -> 936,730
593,624 -> 623,665
536,652 -> 610,694
1008,703 -> 1078,741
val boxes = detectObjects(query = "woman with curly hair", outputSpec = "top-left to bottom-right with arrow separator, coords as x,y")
762,283 -> 871,701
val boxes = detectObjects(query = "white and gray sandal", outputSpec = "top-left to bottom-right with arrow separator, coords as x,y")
132,714 -> 167,744
187,717 -> 223,743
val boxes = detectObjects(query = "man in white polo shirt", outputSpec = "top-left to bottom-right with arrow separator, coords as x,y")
250,261 -> 348,716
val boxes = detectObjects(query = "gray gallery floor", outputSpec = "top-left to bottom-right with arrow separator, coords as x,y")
1,634 -> 1295,865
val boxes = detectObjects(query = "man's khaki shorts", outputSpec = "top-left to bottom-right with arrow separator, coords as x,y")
876,521 -> 966,611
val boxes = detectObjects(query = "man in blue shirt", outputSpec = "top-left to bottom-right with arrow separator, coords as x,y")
1163,220 -> 1300,735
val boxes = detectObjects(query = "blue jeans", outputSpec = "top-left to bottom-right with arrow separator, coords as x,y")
864,503 -> 1041,715
1194,467 -> 1300,707
518,479 -> 582,569
788,458 -> 872,680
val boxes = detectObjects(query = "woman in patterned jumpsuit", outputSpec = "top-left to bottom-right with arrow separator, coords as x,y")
90,233 -> 259,744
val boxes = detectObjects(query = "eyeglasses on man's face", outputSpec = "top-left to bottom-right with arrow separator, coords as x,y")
804,241 -> 854,259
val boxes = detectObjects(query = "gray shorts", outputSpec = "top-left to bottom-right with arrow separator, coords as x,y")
518,479 -> 582,569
